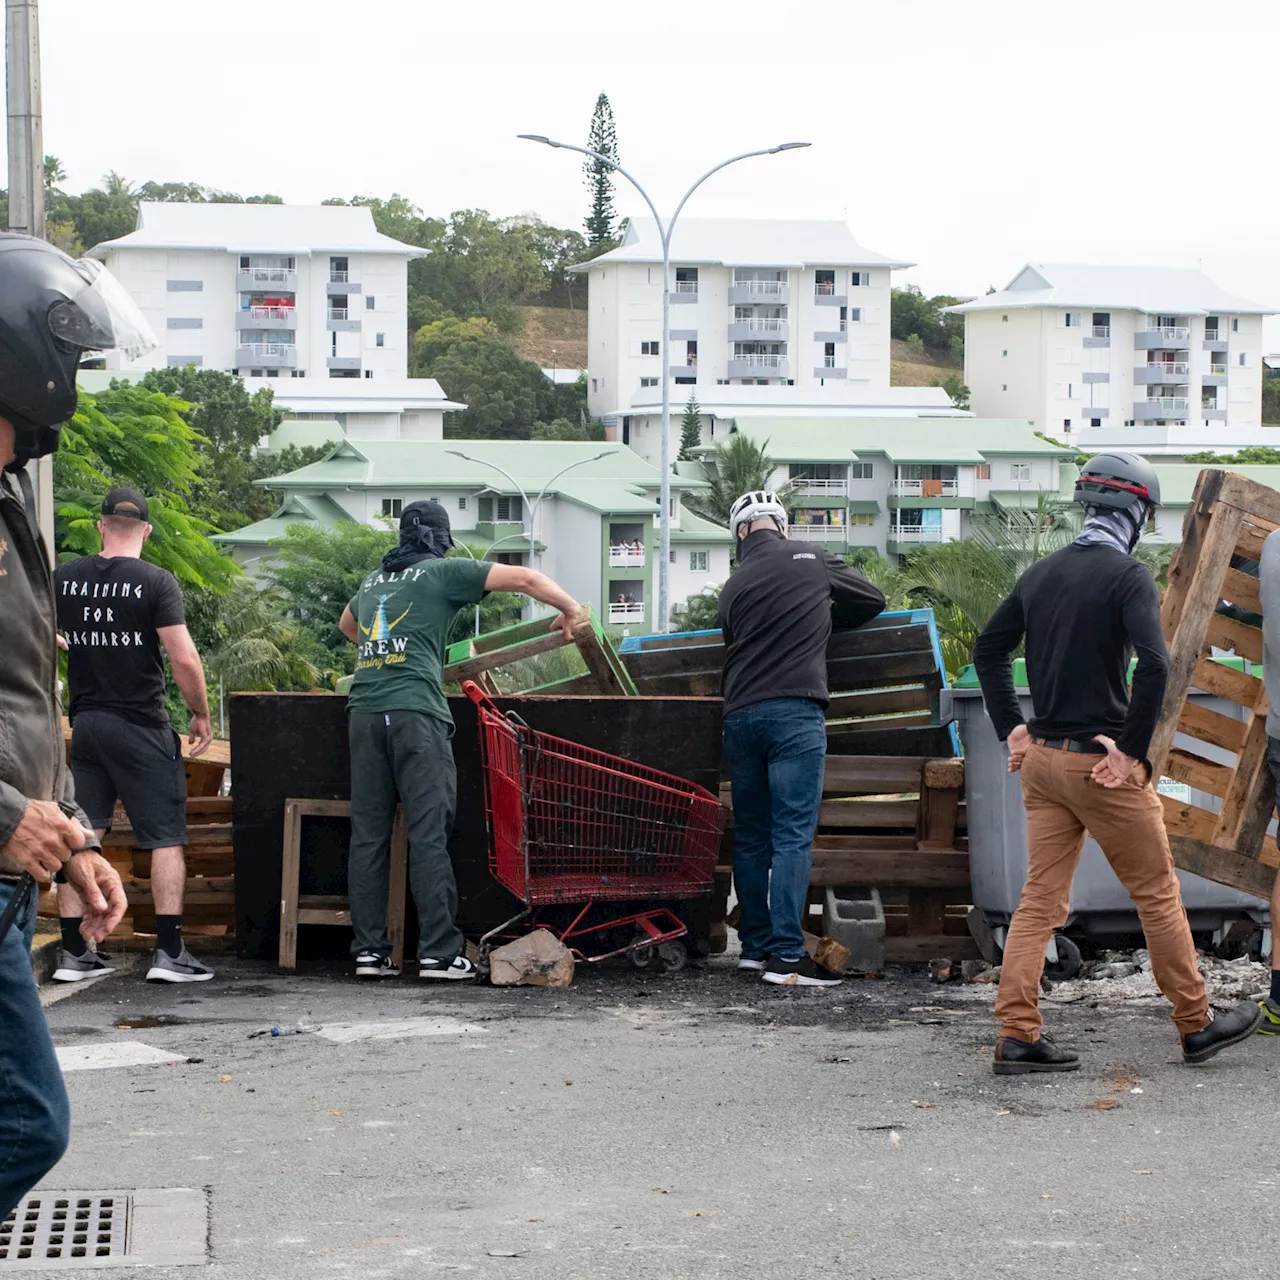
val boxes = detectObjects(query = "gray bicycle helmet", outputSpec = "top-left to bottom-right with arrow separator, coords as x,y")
1074,451 -> 1161,512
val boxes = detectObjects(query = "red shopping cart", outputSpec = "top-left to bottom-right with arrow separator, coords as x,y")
464,682 -> 724,965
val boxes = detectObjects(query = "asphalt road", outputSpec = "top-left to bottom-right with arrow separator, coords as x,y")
31,954 -> 1280,1279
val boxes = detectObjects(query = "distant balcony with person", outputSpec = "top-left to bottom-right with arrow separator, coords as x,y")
608,581 -> 645,624
787,508 -> 846,541
236,265 -> 296,292
1204,363 -> 1228,385
728,276 -> 789,306
671,272 -> 699,304
608,523 -> 646,567
1135,321 -> 1190,347
890,476 -> 959,498
1133,360 -> 1190,384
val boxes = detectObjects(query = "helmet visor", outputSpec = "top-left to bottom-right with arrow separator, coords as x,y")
47,258 -> 157,360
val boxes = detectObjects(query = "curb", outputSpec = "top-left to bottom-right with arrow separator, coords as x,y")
30,933 -> 61,985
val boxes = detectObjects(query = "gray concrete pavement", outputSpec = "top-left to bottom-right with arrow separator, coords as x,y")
30,955 -> 1280,1279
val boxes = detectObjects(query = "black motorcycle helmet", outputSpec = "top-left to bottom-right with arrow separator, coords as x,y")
0,234 -> 155,470
1074,450 -> 1161,513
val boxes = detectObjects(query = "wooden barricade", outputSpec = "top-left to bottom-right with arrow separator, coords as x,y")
1151,468 -> 1280,899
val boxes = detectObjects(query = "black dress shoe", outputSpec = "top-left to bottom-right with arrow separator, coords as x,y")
993,1031 -> 1081,1075
1182,1001 -> 1263,1064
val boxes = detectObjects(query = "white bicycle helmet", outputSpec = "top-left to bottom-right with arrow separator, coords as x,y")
729,490 -> 788,540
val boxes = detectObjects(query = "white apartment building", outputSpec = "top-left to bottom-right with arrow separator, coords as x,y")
950,264 -> 1274,441
574,219 -> 912,420
89,202 -> 424,383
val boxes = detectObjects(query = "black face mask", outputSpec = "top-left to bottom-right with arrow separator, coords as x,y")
382,523 -> 449,573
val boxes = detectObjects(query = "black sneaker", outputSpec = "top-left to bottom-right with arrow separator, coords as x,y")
355,951 -> 400,979
761,954 -> 842,987
1182,1001 -> 1263,1064
419,954 -> 478,981
993,1031 -> 1081,1075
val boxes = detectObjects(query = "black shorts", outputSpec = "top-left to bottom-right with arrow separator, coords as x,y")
69,709 -> 188,849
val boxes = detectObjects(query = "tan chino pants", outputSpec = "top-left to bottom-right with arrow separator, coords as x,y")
995,740 -> 1210,1042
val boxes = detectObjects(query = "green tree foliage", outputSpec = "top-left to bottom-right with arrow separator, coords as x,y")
686,434 -> 788,525
532,417 -> 587,441
891,284 -> 965,354
1185,446 -> 1280,465
204,579 -> 320,692
138,367 -> 283,528
43,155 -> 66,189
679,394 -> 703,460
1264,372 -> 1280,425
584,93 -> 619,245
677,585 -> 722,632
932,374 -> 971,411
54,387 -> 234,590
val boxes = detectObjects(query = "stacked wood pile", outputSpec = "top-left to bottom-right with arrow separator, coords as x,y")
625,610 -> 975,961
1152,469 -> 1280,898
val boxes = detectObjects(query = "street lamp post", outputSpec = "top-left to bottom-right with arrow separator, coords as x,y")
451,531 -> 537,636
518,134 -> 810,631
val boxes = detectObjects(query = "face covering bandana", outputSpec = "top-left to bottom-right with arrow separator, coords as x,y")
382,523 -> 449,573
1074,504 -> 1146,555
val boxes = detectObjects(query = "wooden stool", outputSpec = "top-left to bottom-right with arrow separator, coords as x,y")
278,798 -> 408,972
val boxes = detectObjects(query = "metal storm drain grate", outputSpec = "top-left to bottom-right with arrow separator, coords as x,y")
0,1189 -> 206,1271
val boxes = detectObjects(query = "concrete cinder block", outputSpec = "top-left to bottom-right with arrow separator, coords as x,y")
822,886 -> 885,974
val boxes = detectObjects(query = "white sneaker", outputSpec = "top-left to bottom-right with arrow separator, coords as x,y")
355,951 -> 401,979
736,957 -> 766,972
145,946 -> 214,983
51,947 -> 115,982
420,954 -> 478,981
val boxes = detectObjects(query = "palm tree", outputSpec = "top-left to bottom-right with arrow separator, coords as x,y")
206,581 -> 319,692
685,433 -> 793,525
43,155 -> 66,190
100,170 -> 135,198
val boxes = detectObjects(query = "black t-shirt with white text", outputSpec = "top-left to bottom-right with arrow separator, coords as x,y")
55,555 -> 186,727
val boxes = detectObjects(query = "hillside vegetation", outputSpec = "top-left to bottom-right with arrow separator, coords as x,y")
514,306 -> 588,369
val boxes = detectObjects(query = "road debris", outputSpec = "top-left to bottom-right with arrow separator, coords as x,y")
889,1130 -> 901,1149
489,929 -> 575,988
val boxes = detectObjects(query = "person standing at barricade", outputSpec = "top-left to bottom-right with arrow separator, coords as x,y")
338,500 -> 584,981
717,490 -> 885,987
0,236 -> 137,1219
974,451 -> 1261,1073
53,486 -> 215,984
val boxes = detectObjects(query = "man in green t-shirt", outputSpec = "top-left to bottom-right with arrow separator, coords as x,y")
338,500 -> 582,981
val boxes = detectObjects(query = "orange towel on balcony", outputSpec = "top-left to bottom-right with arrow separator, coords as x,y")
921,479 -> 943,497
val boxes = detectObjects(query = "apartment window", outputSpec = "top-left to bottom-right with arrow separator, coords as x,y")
329,255 -> 349,283
331,333 -> 338,356
1092,312 -> 1110,328
849,512 -> 875,527
815,269 -> 836,296
850,462 -> 874,480
640,340 -> 660,356
640,377 -> 658,387
976,463 -> 991,480
669,498 -> 676,517
675,376 -> 696,385
366,295 -> 375,310
1064,419 -> 1071,428
669,550 -> 676,564
690,551 -> 709,572
851,271 -> 869,286
1067,383 -> 1074,399
266,369 -> 278,378
838,305 -> 847,332
364,370 -> 373,379
458,496 -> 468,511
849,308 -> 862,323
1233,318 -> 1240,332
1205,315 -> 1220,335
823,341 -> 836,368
1090,418 -> 1102,427
1240,353 -> 1248,366
591,378 -> 598,393
1063,312 -> 1078,327
1001,314 -> 1008,322
675,267 -> 698,294
1002,349 -> 1008,357
496,496 -> 522,522
376,333 -> 385,347
249,368 -> 263,377
1011,463 -> 1031,481
381,498 -> 403,518
292,369 -> 307,378
1002,384 -> 1008,391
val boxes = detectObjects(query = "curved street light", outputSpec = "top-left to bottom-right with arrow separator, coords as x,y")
518,135 -> 811,632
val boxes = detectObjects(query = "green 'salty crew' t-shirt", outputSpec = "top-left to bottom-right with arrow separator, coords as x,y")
347,558 -> 491,722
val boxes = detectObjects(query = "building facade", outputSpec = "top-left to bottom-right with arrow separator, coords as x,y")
88,202 -> 423,383
574,219 -> 912,421
951,264 -> 1273,441
215,440 -> 733,633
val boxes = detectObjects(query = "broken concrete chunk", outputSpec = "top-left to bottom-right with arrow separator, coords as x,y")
961,959 -> 992,983
488,930 -> 575,988
972,965 -> 1002,984
928,957 -> 954,984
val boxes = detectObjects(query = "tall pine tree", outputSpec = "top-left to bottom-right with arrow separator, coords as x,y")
584,93 -> 619,245
678,393 -> 703,460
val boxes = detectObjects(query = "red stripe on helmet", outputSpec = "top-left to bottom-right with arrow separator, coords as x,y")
1082,476 -> 1150,500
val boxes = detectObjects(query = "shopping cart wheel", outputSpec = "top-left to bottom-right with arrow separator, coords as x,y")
1043,933 -> 1082,982
627,942 -> 656,970
658,941 -> 687,974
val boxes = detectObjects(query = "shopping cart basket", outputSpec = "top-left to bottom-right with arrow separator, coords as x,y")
464,682 -> 724,964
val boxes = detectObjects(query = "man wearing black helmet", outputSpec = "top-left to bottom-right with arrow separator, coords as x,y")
0,236 -> 144,1218
974,450 -> 1261,1074
338,500 -> 583,981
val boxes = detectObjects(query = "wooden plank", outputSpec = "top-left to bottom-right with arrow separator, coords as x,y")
923,758 -> 965,790
824,724 -> 956,759
823,756 -> 924,796
1169,834 -> 1276,899
1176,701 -> 1250,754
808,849 -> 970,889
1225,471 -> 1280,528
827,687 -> 931,720
288,798 -> 351,818
816,799 -> 921,829
1221,566 -> 1262,616
1160,794 -> 1217,841
919,775 -> 961,848
825,623 -> 933,659
885,934 -> 981,963
278,800 -> 301,973
1204,612 -> 1263,664
1235,523 -> 1269,563
907,888 -> 949,936
444,630 -> 571,684
1190,656 -> 1261,707
1163,747 -> 1234,798
827,711 -> 934,734
826,650 -> 940,693
186,797 -> 233,818
1211,691 -> 1273,852
571,618 -> 638,696
298,907 -> 352,926
811,834 -> 919,852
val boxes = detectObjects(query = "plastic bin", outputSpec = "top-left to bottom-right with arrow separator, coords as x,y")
948,676 -> 1268,940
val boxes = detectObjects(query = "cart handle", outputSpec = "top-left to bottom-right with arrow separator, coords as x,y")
462,680 -> 492,708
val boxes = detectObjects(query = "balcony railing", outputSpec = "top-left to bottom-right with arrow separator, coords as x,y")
732,353 -> 786,370
674,280 -> 698,294
890,478 -> 959,497
792,477 -> 848,494
609,548 -> 646,567
1146,325 -> 1190,340
1146,396 -> 1189,411
822,355 -> 837,368
888,526 -> 945,544
1146,361 -> 1189,376
1204,330 -> 1225,344
736,318 -> 787,335
244,305 -> 293,322
732,279 -> 786,297
815,281 -> 837,296
330,270 -> 349,283
1209,363 -> 1227,375
241,343 -> 295,359
1201,400 -> 1220,412
328,308 -> 349,321
787,523 -> 846,541
239,266 -> 294,285
608,601 -> 645,623
1091,325 -> 1110,338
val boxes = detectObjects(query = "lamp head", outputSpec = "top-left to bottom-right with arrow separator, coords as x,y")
517,134 -> 559,147
770,141 -> 812,153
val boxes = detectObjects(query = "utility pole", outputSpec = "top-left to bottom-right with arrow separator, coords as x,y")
6,0 -> 54,553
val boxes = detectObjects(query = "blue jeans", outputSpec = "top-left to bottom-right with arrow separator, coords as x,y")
724,699 -> 827,962
0,880 -> 69,1220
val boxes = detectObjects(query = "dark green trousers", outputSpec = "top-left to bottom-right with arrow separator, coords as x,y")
348,710 -> 461,962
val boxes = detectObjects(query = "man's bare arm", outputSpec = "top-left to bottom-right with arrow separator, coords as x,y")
483,565 -> 583,640
338,605 -> 357,642
157,623 -> 212,757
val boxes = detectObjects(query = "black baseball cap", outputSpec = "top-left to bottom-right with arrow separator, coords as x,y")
101,486 -> 149,521
400,499 -> 453,544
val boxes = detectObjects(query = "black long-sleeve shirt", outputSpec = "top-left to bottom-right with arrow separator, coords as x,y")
718,531 -> 886,717
972,543 -> 1169,761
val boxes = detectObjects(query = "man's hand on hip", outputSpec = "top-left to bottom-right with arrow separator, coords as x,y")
1091,735 -> 1140,789
62,852 -> 127,943
2,800 -> 90,881
187,713 -> 213,759
1006,724 -> 1032,773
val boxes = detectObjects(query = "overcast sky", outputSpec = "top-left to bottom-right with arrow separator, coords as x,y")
35,0 -> 1280,342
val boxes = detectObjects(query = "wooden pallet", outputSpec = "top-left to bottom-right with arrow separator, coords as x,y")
443,604 -> 637,697
1150,468 -> 1280,899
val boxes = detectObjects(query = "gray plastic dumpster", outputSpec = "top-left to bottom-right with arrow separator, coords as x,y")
948,682 -> 1268,945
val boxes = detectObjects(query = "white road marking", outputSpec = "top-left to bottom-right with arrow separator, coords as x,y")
56,1040 -> 188,1071
315,1017 -> 486,1043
